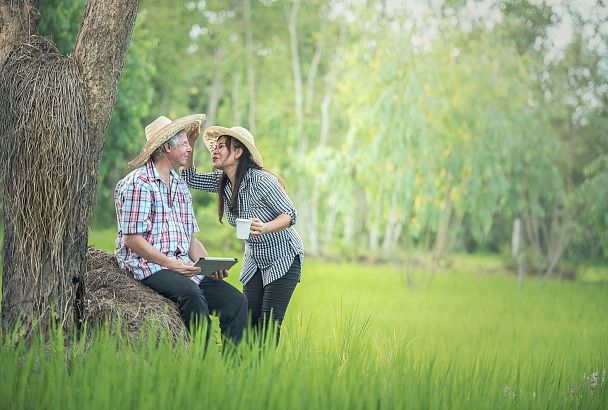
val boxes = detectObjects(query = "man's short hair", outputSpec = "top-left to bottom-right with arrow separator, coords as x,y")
150,130 -> 185,160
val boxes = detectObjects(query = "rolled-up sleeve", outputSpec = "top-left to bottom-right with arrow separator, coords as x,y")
259,173 -> 298,225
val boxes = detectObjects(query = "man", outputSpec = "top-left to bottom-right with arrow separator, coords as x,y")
114,114 -> 247,344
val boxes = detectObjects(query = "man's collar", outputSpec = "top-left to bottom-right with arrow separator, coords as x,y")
145,160 -> 162,181
146,159 -> 180,182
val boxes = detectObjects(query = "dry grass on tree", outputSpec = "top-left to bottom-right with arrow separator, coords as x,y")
85,248 -> 185,340
0,36 -> 91,330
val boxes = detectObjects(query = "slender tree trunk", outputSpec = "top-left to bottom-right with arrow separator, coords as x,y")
542,213 -> 569,285
367,199 -> 382,255
343,204 -> 355,246
0,0 -> 139,337
319,22 -> 344,146
433,187 -> 452,261
321,199 -> 338,253
447,210 -> 464,253
381,194 -> 405,256
308,19 -> 343,254
304,17 -> 326,115
205,64 -> 224,130
243,0 -> 256,132
512,215 -> 525,290
232,71 -> 243,125
307,194 -> 319,256
285,0 -> 305,154
523,207 -> 544,267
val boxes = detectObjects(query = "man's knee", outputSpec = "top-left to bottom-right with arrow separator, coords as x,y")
179,285 -> 208,311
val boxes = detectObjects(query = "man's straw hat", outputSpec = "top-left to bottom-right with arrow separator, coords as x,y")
202,126 -> 263,167
129,114 -> 206,167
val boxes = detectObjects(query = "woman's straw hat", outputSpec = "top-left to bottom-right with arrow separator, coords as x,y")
202,126 -> 263,167
129,114 -> 207,167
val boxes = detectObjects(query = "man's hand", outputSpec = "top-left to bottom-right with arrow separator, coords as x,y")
208,270 -> 229,281
167,259 -> 201,277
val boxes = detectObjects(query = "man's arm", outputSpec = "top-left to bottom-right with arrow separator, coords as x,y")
124,234 -> 201,277
189,236 -> 208,261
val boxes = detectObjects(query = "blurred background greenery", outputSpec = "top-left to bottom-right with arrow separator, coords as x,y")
25,0 -> 608,277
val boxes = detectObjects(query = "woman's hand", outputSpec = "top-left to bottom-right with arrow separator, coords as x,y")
187,126 -> 200,146
250,217 -> 267,236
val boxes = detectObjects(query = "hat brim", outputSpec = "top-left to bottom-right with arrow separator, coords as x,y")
128,114 -> 206,167
203,126 -> 264,167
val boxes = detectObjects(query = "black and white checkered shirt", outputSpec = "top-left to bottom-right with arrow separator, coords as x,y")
181,166 -> 304,286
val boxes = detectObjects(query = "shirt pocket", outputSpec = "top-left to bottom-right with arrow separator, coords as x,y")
239,195 -> 266,219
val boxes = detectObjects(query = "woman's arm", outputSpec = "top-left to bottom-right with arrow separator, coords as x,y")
249,172 -> 298,236
250,213 -> 291,236
181,127 -> 221,192
181,167 -> 221,192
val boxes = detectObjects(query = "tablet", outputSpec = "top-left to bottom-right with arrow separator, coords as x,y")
194,256 -> 238,276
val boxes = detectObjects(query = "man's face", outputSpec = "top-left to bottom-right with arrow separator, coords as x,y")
166,132 -> 192,167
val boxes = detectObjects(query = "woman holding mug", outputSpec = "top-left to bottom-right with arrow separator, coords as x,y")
181,126 -> 304,343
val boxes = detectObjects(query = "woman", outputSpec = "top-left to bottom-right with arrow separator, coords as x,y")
181,125 -> 304,343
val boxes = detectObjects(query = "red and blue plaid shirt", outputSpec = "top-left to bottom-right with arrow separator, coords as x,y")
115,160 -> 201,283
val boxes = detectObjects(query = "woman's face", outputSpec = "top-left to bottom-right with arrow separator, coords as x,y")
212,135 -> 241,170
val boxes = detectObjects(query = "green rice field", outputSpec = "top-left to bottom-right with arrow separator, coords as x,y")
0,230 -> 607,409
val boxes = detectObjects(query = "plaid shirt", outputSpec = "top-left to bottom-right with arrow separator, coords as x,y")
115,160 -> 201,283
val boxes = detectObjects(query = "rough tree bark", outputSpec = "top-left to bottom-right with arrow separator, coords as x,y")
0,0 -> 139,337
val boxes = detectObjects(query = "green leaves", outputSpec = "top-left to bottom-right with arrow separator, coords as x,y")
38,0 -> 608,260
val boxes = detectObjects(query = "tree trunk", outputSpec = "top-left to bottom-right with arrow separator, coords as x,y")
232,71 -> 243,125
0,0 -> 139,337
319,21 -> 345,147
205,62 -> 224,130
433,187 -> 452,261
542,212 -> 569,284
243,0 -> 256,132
285,0 -> 305,154
307,194 -> 320,256
382,194 -> 404,256
321,199 -> 338,254
304,17 -> 326,116
0,1 -> 40,61
512,216 -> 525,290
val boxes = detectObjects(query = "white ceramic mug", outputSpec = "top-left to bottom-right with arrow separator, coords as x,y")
236,218 -> 252,239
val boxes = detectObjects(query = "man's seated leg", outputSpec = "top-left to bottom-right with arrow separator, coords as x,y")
142,269 -> 210,334
199,278 -> 248,344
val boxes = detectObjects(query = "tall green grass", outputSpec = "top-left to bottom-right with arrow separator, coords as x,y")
1,256 -> 607,409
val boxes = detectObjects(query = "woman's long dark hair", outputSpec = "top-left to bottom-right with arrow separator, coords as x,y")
218,135 -> 285,223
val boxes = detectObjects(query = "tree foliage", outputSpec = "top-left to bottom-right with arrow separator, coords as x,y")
36,0 -> 608,270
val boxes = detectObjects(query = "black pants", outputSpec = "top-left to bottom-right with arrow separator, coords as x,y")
243,256 -> 300,343
142,270 -> 248,344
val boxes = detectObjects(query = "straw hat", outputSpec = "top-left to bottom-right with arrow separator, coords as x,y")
202,126 -> 263,167
128,114 -> 207,167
